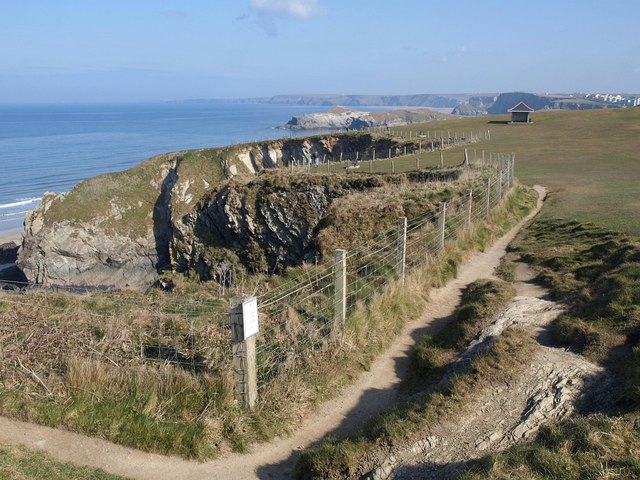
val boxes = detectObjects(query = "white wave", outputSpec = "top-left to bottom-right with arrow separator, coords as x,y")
0,198 -> 41,209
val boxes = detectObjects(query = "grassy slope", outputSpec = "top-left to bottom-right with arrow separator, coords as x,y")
397,108 -> 640,234
42,147 -> 229,237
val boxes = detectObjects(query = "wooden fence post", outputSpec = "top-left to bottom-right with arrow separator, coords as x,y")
510,153 -> 516,188
230,297 -> 259,409
437,202 -> 447,253
396,217 -> 407,285
496,169 -> 503,200
485,177 -> 491,220
466,189 -> 473,230
334,249 -> 347,326
440,151 -> 444,167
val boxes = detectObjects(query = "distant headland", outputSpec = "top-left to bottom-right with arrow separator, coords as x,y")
173,91 -> 640,115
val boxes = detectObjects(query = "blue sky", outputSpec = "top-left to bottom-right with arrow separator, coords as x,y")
1,0 -> 638,102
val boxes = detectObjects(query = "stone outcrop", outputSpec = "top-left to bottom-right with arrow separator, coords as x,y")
19,193 -> 163,290
452,96 -> 497,116
280,107 -> 450,130
173,175 -> 343,279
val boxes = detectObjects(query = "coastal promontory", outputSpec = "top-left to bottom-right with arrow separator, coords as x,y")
280,107 -> 451,130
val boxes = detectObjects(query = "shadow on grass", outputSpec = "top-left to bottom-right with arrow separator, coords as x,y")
255,305 -> 463,479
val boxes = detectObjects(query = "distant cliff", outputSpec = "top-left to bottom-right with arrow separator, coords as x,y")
452,96 -> 497,116
179,94 -> 459,108
454,92 -> 621,116
281,107 -> 450,130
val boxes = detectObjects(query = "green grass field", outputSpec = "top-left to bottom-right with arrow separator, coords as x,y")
395,108 -> 640,235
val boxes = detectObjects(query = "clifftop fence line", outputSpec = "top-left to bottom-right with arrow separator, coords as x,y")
0,153 -> 516,411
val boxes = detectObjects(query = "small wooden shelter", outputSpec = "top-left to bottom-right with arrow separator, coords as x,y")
508,101 -> 534,123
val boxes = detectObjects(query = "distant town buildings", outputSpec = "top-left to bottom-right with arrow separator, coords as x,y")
584,93 -> 640,107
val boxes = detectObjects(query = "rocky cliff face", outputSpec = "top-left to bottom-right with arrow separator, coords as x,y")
17,133 -> 462,290
170,175 -> 378,280
452,96 -> 497,116
18,158 -> 181,290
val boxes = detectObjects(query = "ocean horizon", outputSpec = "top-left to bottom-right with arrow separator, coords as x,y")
0,102 -> 337,236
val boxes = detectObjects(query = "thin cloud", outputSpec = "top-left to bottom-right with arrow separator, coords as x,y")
249,0 -> 327,18
455,46 -> 468,57
240,0 -> 327,36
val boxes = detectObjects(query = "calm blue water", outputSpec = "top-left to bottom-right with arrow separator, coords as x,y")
0,102 -> 331,234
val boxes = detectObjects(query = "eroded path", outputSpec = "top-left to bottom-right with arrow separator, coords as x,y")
0,187 -> 547,480
386,261 -> 611,479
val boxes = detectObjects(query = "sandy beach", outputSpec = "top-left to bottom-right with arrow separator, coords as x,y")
0,229 -> 22,245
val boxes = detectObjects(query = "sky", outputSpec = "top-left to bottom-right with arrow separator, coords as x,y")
1,0 -> 638,103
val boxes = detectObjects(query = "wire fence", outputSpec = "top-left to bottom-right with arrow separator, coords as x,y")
0,152 -> 515,407
279,129 -> 488,174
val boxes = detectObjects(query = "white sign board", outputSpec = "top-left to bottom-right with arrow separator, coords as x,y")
242,296 -> 259,340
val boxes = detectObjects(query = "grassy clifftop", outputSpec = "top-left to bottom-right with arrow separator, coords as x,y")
41,148 -> 229,238
396,107 -> 640,235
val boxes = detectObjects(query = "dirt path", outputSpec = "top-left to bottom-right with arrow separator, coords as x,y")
387,262 -> 612,480
0,187 -> 547,480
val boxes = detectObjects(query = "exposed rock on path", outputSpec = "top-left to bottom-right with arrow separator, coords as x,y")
380,262 -> 612,480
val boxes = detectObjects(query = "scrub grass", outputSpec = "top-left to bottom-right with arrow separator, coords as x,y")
459,415 -> 640,480
0,184 -> 536,460
407,279 -> 516,392
0,443 -> 127,480
294,188 -> 538,479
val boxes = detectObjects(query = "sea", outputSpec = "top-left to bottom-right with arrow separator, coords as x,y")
0,102 -> 334,236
